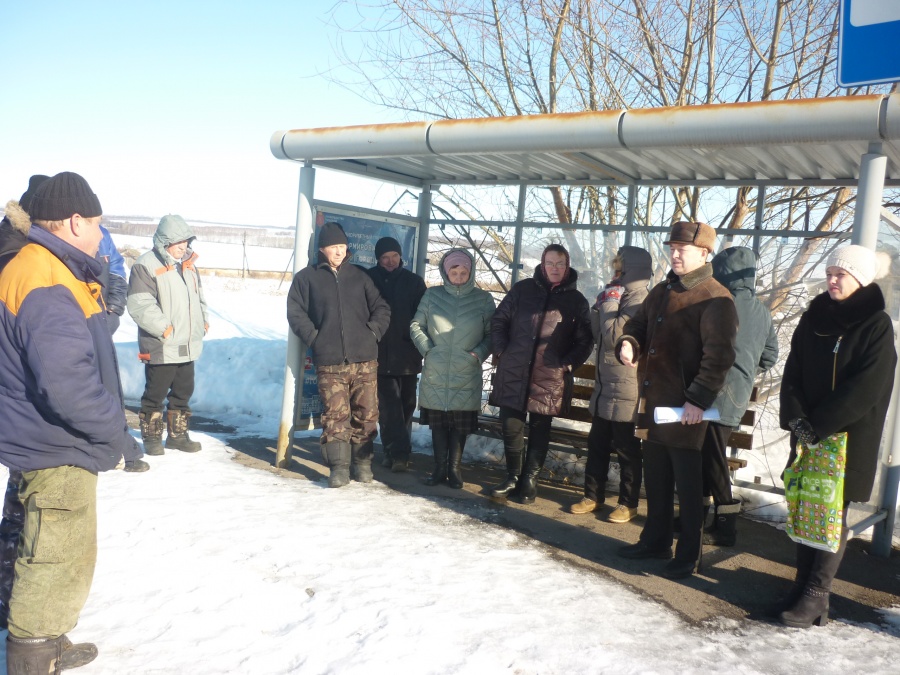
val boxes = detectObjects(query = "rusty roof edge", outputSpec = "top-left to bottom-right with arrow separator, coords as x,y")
270,95 -> 900,163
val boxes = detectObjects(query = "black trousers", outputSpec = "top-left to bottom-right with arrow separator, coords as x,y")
701,422 -> 735,505
585,417 -> 642,507
641,441 -> 704,564
376,375 -> 418,462
0,471 -> 23,625
499,407 -> 552,459
141,362 -> 195,414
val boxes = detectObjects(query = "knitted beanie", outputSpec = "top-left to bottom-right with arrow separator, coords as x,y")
19,175 -> 50,214
827,244 -> 877,287
318,222 -> 348,248
375,236 -> 402,259
28,172 -> 101,221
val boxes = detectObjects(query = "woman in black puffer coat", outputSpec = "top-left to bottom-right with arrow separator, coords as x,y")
778,244 -> 896,628
489,244 -> 593,504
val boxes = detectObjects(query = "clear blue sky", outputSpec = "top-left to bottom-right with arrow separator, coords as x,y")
0,0 -> 404,227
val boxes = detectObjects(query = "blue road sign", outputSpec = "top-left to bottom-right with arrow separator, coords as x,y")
838,0 -> 900,87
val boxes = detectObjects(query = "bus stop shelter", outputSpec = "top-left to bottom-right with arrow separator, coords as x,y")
270,93 -> 900,556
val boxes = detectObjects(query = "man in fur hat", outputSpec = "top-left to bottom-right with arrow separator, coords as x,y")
616,221 -> 737,580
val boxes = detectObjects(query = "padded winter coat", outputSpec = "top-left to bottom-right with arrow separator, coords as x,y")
287,252 -> 390,367
780,283 -> 896,502
127,215 -> 208,365
410,249 -> 495,411
367,263 -> 426,376
588,246 -> 651,422
618,263 -> 737,450
0,226 -> 140,472
711,246 -> 778,427
491,267 -> 593,415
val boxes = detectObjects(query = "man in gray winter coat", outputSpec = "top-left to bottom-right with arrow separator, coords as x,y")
128,215 -> 209,456
704,246 -> 778,546
570,246 -> 651,523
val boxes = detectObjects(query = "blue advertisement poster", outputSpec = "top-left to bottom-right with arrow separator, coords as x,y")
297,203 -> 419,420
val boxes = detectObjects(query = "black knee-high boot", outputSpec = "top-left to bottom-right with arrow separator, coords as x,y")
447,430 -> 467,489
425,428 -> 450,486
780,530 -> 848,628
513,444 -> 549,505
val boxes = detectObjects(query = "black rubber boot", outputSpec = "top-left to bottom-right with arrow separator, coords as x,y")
447,430 -> 467,489
490,450 -> 523,498
512,444 -> 548,505
124,459 -> 150,473
322,441 -> 352,488
425,429 -> 449,486
58,635 -> 99,670
704,499 -> 740,546
165,410 -> 202,453
350,440 -> 374,483
139,411 -> 165,456
6,633 -> 98,674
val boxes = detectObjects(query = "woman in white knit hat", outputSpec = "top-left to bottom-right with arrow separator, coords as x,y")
778,243 -> 896,628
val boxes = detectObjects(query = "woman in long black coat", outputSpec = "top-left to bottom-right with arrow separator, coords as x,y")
489,244 -> 593,504
779,244 -> 896,628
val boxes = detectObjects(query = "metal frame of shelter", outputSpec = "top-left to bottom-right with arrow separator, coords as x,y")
271,94 -> 900,557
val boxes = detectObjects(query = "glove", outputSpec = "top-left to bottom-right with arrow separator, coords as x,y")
788,418 -> 819,447
594,285 -> 623,308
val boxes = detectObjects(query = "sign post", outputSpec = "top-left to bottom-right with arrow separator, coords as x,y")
837,0 -> 900,87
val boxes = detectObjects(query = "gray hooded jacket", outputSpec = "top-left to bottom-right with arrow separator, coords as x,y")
710,246 -> 778,427
588,246 -> 652,422
127,215 -> 208,365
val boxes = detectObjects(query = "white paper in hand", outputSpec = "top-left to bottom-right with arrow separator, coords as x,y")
653,407 -> 721,424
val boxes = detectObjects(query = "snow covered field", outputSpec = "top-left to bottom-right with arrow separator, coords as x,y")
1,239 -> 898,673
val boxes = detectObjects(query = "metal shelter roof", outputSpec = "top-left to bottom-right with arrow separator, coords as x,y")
271,94 -> 900,188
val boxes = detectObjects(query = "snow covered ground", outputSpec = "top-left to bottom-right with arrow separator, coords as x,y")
1,242 -> 898,673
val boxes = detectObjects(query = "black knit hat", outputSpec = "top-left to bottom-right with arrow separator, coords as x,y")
19,175 -> 51,214
28,172 -> 102,221
318,222 -> 348,248
374,236 -> 402,259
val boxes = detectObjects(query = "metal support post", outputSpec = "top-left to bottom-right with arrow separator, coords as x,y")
851,142 -> 886,249
624,185 -> 636,246
753,185 -> 765,255
276,162 -> 316,468
415,185 -> 432,278
872,333 -> 900,556
511,184 -> 526,285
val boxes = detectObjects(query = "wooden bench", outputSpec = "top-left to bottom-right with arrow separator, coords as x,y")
473,363 -> 755,486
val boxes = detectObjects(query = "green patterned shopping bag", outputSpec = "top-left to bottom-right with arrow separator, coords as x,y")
784,432 -> 847,553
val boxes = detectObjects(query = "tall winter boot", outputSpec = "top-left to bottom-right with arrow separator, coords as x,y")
490,450 -> 523,499
165,410 -> 202,453
6,634 -> 98,674
768,542 -> 817,617
424,429 -> 450,486
350,440 -> 374,483
512,444 -> 549,505
139,411 -> 165,456
780,528 -> 848,628
704,499 -> 741,547
447,430 -> 467,489
322,441 -> 352,488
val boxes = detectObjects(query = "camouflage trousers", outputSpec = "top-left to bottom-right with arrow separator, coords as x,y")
8,466 -> 98,639
317,360 -> 379,445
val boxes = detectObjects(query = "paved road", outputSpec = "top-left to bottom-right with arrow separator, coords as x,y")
206,423 -> 899,630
